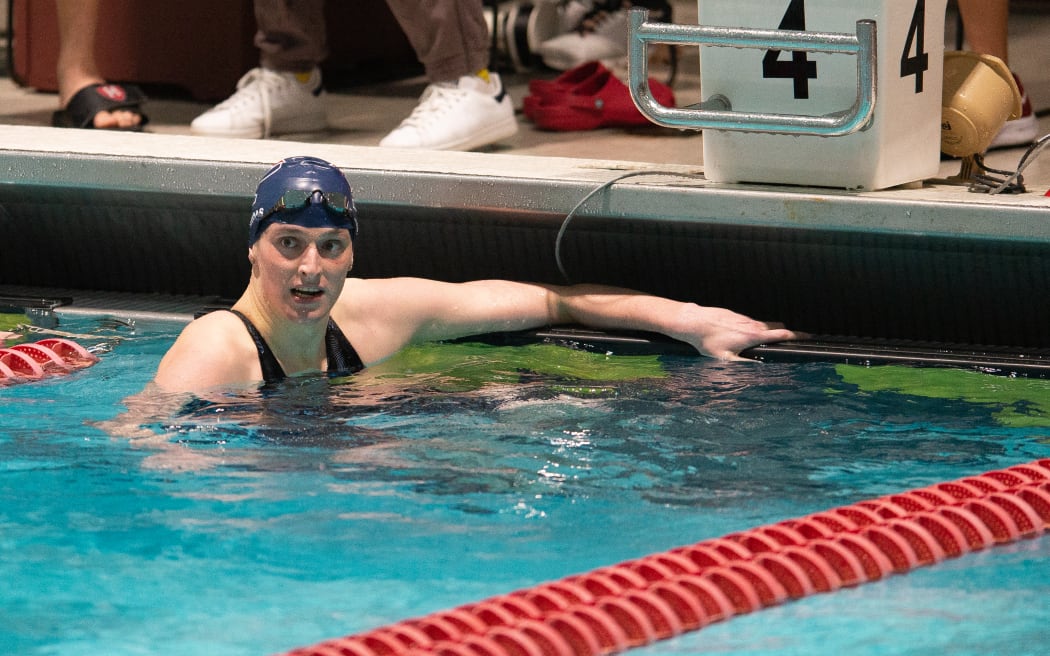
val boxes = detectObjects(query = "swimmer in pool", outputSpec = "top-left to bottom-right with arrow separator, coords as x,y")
153,156 -> 800,394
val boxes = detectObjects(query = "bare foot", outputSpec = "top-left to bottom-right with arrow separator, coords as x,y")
88,104 -> 144,129
58,75 -> 145,129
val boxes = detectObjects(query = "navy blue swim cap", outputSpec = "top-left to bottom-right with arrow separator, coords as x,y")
248,156 -> 359,246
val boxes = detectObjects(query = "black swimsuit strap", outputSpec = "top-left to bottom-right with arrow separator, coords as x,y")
324,319 -> 365,376
226,309 -> 364,383
228,309 -> 286,384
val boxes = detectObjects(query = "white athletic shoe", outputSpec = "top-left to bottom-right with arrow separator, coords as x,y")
379,73 -> 518,151
536,7 -> 628,71
190,67 -> 327,139
989,73 -> 1040,150
559,0 -> 595,32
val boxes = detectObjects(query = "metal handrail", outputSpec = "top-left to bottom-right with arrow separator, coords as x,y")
627,8 -> 878,136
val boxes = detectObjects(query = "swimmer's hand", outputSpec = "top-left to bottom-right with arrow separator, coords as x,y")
545,284 -> 801,361
675,305 -> 801,361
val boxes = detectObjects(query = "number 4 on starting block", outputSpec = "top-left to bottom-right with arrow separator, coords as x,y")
629,0 -> 947,190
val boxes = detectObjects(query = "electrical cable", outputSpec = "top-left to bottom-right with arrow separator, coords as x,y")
554,171 -> 705,284
555,132 -> 1050,281
974,132 -> 1050,194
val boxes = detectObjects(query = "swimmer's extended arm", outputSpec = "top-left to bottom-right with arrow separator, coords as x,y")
543,283 -> 799,360
341,278 -> 798,361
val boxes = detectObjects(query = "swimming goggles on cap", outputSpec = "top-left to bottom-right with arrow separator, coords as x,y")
257,189 -> 354,223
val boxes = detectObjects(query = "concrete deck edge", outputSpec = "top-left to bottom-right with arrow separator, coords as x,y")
1,126 -> 1049,242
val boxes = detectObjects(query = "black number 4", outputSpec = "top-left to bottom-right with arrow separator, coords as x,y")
763,0 -> 929,98
901,0 -> 928,93
762,0 -> 817,99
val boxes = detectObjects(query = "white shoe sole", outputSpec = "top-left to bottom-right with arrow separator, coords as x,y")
190,112 -> 328,139
381,113 -> 519,151
443,114 -> 519,151
989,113 -> 1039,150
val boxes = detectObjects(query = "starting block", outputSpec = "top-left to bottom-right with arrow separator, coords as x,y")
629,0 -> 948,190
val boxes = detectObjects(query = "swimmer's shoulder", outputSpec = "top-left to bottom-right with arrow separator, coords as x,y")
183,307 -> 250,337
154,309 -> 259,392
334,277 -> 375,314
180,309 -> 261,357
334,277 -> 432,320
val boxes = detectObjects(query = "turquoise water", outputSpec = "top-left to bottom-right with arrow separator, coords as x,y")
1,314 -> 1049,656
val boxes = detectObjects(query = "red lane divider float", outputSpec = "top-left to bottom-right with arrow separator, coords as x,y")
0,338 -> 98,385
279,459 -> 1050,656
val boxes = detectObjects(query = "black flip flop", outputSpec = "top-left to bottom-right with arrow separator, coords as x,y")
52,83 -> 149,130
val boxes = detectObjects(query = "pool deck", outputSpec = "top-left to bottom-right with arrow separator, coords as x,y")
1,0 -> 1048,243
0,122 -> 1048,235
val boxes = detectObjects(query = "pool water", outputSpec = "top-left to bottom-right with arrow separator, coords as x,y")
2,314 -> 1048,656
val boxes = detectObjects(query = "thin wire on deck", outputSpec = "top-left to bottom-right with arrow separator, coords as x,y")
972,132 -> 1050,194
554,171 -> 705,284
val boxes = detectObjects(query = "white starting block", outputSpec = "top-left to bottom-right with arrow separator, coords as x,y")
628,1 -> 947,190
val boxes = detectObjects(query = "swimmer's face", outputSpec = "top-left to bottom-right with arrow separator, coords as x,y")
250,223 -> 353,322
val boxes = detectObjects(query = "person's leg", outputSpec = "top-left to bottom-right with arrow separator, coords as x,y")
378,0 -> 516,151
55,0 -> 143,129
191,0 -> 328,138
253,0 -> 329,72
383,0 -> 490,82
957,0 -> 1009,62
957,0 -> 1037,148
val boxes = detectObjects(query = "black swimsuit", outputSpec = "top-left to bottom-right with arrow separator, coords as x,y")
227,309 -> 364,383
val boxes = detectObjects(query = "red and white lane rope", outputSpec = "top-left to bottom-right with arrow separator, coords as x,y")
280,459 -> 1050,656
0,338 -> 99,384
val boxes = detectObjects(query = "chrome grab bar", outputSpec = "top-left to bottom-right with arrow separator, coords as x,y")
627,8 -> 877,136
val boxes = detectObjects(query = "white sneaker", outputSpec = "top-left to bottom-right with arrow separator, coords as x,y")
530,0 -> 595,56
559,0 -> 595,32
989,73 -> 1040,150
379,73 -> 518,151
537,7 -> 628,71
190,67 -> 327,139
